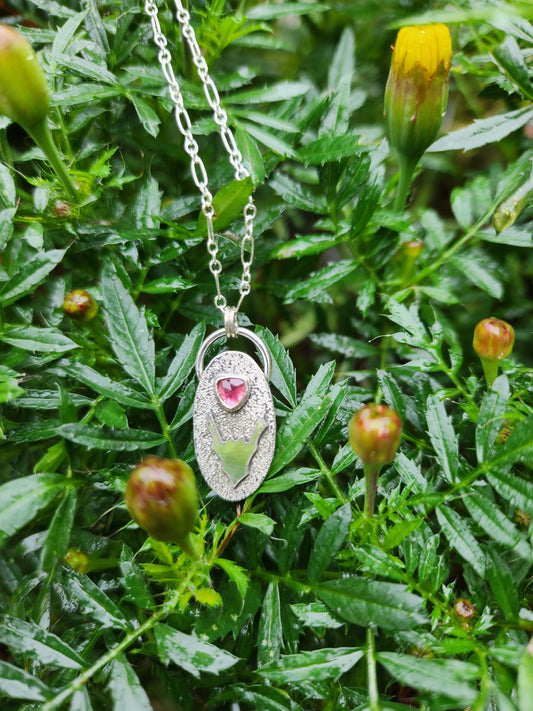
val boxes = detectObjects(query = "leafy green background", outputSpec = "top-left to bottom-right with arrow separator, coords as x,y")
0,0 -> 533,709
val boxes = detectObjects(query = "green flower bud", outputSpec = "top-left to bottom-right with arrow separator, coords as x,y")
125,457 -> 198,547
349,404 -> 402,517
0,24 -> 50,130
62,290 -> 98,323
385,24 -> 452,161
473,317 -> 514,387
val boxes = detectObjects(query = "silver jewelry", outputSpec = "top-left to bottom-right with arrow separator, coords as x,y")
145,0 -> 276,500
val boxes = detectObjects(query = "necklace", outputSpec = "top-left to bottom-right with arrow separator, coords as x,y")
145,0 -> 276,501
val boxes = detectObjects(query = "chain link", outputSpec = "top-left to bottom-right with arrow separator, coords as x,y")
144,0 -> 255,318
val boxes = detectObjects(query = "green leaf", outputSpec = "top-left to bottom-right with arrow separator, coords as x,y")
429,104 -> 533,152
316,577 -> 428,631
488,415 -> 533,471
230,80 -> 311,104
352,544 -> 406,581
106,654 -> 153,711
59,567 -> 130,630
270,394 -> 328,475
0,163 -> 16,207
426,395 -> 458,484
451,249 -> 503,299
291,601 -> 343,630
492,36 -> 533,101
284,260 -> 357,304
57,423 -> 165,451
239,512 -> 276,535
0,249 -> 66,306
377,653 -> 478,705
70,687 -> 93,711
476,375 -> 510,463
485,547 -> 520,620
154,622 -> 239,677
140,275 -> 193,294
244,122 -> 298,159
256,326 -> 297,407
257,582 -> 283,667
311,333 -> 376,359
259,467 -> 321,494
0,659 -> 51,702
247,3 -> 327,19
258,647 -> 363,684
159,322 -> 205,401
322,27 -> 355,134
215,557 -> 250,598
94,399 -> 128,428
129,94 -> 161,137
0,207 -> 16,250
41,487 -> 77,572
307,503 -> 351,582
119,545 -> 154,610
298,135 -> 361,165
464,492 -> 531,560
269,235 -> 340,260
518,644 -> 533,711
436,505 -> 485,576
101,262 -> 155,396
1,616 -> 84,670
0,326 -> 79,353
67,362 -> 152,409
195,177 -> 253,236
270,173 -> 327,212
487,469 -> 533,516
0,473 -> 65,548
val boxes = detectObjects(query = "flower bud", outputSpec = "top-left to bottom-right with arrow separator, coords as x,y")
54,200 -> 71,218
62,290 -> 98,323
349,404 -> 402,466
64,549 -> 90,574
0,24 -> 50,131
473,318 -> 515,362
349,404 -> 402,518
385,24 -> 452,161
125,457 -> 198,545
453,598 -> 476,621
473,317 -> 514,387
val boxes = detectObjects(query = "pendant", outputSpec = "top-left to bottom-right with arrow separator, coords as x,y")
193,327 -> 276,501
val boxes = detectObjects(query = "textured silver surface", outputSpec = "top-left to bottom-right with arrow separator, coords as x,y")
194,351 -> 276,501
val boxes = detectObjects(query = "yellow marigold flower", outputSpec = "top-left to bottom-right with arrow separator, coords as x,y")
385,24 -> 452,161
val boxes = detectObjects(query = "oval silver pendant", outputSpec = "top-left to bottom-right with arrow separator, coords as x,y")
193,350 -> 276,500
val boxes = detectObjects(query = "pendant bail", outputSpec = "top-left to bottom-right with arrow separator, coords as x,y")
224,306 -> 239,338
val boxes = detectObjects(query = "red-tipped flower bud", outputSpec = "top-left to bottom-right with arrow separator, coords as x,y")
473,317 -> 514,388
473,318 -> 515,362
385,24 -> 452,161
349,404 -> 402,466
62,290 -> 98,323
125,457 -> 198,545
0,24 -> 50,131
349,404 -> 402,518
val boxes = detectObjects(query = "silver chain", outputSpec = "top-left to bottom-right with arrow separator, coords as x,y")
144,0 -> 257,322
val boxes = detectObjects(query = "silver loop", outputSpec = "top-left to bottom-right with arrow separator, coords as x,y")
195,328 -> 272,381
224,306 -> 239,338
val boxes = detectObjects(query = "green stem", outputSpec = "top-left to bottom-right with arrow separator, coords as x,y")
394,153 -> 419,213
308,440 -> 347,503
366,627 -> 380,711
24,118 -> 78,201
176,531 -> 201,561
480,357 -> 500,389
363,463 -> 382,518
153,400 -> 178,459
40,579 -> 191,711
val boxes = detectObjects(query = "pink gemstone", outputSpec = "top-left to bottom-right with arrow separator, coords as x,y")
216,377 -> 247,410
